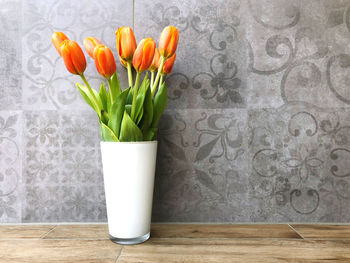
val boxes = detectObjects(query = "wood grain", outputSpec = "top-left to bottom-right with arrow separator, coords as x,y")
2,224 -> 350,262
291,224 -> 350,239
0,225 -> 55,239
44,224 -> 109,239
118,238 -> 350,263
151,224 -> 301,239
0,239 -> 122,263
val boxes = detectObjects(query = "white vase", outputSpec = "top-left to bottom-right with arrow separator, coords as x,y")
100,141 -> 158,245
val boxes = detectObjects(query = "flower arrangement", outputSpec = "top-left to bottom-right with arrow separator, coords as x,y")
51,26 -> 179,142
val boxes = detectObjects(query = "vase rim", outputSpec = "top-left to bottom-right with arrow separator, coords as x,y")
100,140 -> 157,144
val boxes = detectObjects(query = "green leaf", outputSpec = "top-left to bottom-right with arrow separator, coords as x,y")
143,127 -> 157,141
110,72 -> 122,99
125,104 -> 131,116
107,87 -> 130,139
76,83 -> 103,119
100,122 -> 119,142
140,86 -> 154,136
99,83 -> 108,112
126,89 -> 133,105
136,106 -> 144,125
107,93 -> 112,114
119,111 -> 143,142
134,74 -> 149,123
152,82 -> 167,128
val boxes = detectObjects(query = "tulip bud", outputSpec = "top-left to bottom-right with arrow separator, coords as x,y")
159,26 -> 179,59
132,38 -> 156,73
148,48 -> 160,72
83,37 -> 103,58
93,45 -> 117,79
162,53 -> 176,75
51,31 -> 69,56
60,40 -> 87,75
116,27 -> 137,62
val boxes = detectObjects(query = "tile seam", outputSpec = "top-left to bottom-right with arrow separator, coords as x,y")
40,225 -> 58,239
115,246 -> 124,263
288,224 -> 305,239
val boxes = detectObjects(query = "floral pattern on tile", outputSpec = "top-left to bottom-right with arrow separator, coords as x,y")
0,0 -> 21,110
153,109 -> 249,222
248,103 -> 350,222
0,112 -> 22,223
22,111 -> 104,222
135,0 -> 246,109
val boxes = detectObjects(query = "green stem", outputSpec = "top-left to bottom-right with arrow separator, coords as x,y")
107,77 -> 114,103
150,71 -> 155,89
158,74 -> 164,90
151,57 -> 165,97
80,74 -> 101,116
131,72 -> 140,120
127,62 -> 133,88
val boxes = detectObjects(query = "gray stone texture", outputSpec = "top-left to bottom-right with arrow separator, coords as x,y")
0,0 -> 350,222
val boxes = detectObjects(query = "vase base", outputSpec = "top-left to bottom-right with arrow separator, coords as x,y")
109,232 -> 150,245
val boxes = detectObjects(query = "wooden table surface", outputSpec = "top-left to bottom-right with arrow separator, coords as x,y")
1,223 -> 350,262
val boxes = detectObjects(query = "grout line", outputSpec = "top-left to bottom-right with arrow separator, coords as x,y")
40,225 -> 58,239
288,224 -> 304,239
115,246 -> 124,263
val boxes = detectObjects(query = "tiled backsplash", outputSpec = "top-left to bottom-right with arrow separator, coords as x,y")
1,0 -> 350,222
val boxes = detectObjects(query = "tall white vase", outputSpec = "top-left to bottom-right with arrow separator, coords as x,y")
100,141 -> 158,245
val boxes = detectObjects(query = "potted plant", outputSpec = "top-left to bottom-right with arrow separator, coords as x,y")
51,26 -> 178,244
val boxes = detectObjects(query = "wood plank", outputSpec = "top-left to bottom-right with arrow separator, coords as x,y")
0,239 -> 122,263
44,224 -> 109,240
291,224 -> 350,239
151,224 -> 301,239
118,238 -> 350,263
0,225 -> 55,239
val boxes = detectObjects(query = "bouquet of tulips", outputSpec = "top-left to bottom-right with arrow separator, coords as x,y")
51,26 -> 178,142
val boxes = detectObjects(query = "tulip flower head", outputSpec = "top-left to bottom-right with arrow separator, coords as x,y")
60,40 -> 86,75
116,27 -> 137,62
51,31 -> 69,56
162,53 -> 176,75
93,45 -> 117,79
159,26 -> 179,59
148,48 -> 160,72
132,38 -> 156,73
83,37 -> 103,59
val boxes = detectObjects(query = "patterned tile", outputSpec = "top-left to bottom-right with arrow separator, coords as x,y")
0,111 -> 22,223
244,0 -> 350,109
2,0 -> 350,223
0,0 -> 22,110
21,0 -> 133,110
22,110 -> 105,222
153,109 -> 249,222
134,0 -> 247,109
248,104 -> 350,222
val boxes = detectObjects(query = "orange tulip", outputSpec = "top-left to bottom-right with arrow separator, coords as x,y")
162,53 -> 176,75
83,37 -> 102,58
159,26 -> 179,59
132,38 -> 156,72
116,27 -> 137,61
60,40 -> 86,75
148,48 -> 160,72
51,31 -> 69,56
93,45 -> 117,79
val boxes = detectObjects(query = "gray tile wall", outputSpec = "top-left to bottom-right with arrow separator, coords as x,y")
1,0 -> 350,222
